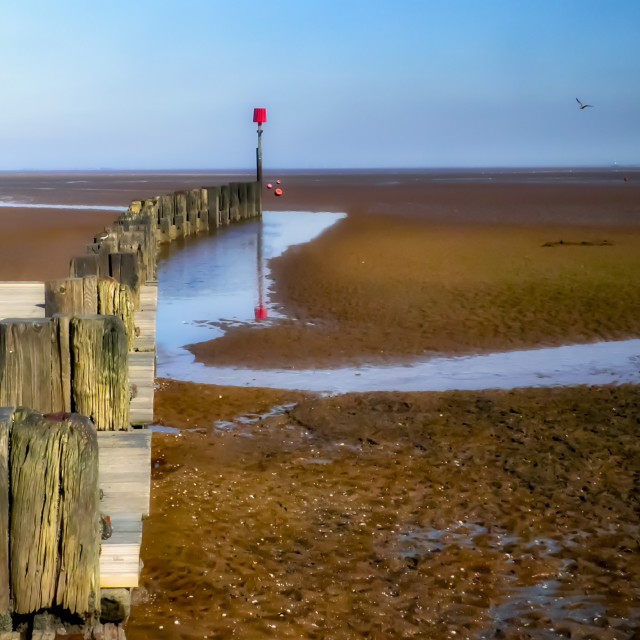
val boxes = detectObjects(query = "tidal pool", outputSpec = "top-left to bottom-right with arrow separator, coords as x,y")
156,210 -> 640,392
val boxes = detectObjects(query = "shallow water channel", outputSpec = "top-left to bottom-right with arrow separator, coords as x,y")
156,211 -> 640,392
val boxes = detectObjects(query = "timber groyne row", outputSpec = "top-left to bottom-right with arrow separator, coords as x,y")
0,180 -> 261,639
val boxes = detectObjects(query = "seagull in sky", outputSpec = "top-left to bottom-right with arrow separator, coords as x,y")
576,98 -> 593,109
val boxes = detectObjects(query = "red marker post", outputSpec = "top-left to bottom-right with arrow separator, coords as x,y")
253,108 -> 266,184
253,108 -> 268,319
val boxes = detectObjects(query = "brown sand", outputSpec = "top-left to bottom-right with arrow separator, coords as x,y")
0,207 -> 118,280
190,177 -> 640,368
1,171 -> 639,638
0,171 -> 252,281
128,379 -> 640,639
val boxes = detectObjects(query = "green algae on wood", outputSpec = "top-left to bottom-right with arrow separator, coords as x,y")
0,408 -> 11,630
97,280 -> 135,352
10,407 -> 100,616
70,315 -> 129,430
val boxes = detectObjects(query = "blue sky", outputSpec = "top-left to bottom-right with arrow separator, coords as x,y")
0,1 -> 638,170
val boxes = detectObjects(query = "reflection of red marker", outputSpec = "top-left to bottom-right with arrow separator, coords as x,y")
266,183 -> 272,189
274,188 -> 283,196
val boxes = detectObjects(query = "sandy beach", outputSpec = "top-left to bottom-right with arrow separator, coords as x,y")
1,170 -> 639,639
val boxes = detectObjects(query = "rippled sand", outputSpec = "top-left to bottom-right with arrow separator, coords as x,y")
129,381 -> 640,639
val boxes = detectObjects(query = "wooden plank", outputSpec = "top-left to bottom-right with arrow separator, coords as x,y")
139,283 -> 158,311
129,351 -> 154,426
97,430 -> 151,448
98,430 -> 148,589
98,430 -> 151,518
0,282 -> 45,319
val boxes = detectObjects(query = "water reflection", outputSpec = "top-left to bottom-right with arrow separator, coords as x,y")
156,211 -> 640,392
156,211 -> 345,357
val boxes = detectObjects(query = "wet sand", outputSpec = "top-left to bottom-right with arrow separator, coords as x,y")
133,172 -> 639,639
190,174 -> 640,368
1,171 -> 639,638
129,379 -> 640,639
0,171 -> 251,280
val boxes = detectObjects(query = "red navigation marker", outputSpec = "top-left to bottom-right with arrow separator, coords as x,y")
267,183 -> 273,189
254,304 -> 268,320
276,179 -> 281,184
274,188 -> 283,196
253,108 -> 267,124
253,108 -> 267,183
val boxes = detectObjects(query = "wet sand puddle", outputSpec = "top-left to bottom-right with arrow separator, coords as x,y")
0,200 -> 127,211
156,211 -> 345,356
156,211 -> 640,392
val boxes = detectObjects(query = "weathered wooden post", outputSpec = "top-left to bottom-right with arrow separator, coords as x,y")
229,182 -> 240,222
70,254 -> 100,279
174,191 -> 189,237
9,407 -> 100,617
97,279 -> 136,352
186,189 -> 201,233
45,276 -> 98,317
219,185 -> 230,226
205,186 -> 221,229
0,318 -> 70,414
70,315 -> 129,431
0,408 -> 10,632
198,187 -> 209,232
108,252 -> 140,308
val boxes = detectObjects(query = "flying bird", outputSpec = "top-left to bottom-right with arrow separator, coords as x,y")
576,98 -> 593,109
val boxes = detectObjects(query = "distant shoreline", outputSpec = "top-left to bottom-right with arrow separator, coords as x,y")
0,165 -> 638,176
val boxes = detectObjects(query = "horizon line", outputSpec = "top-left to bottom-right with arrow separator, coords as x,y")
0,164 -> 639,174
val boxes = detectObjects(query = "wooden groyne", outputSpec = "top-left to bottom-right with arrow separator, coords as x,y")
0,180 -> 261,638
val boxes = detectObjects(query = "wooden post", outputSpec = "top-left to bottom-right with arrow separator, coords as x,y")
70,254 -> 99,279
45,276 -> 98,317
229,183 -> 240,222
186,189 -> 201,233
0,408 -> 11,631
253,180 -> 263,217
0,318 -> 70,414
97,280 -> 135,352
88,230 -> 118,279
158,217 -> 171,244
10,407 -> 100,616
70,315 -> 129,431
108,252 -> 140,308
198,188 -> 209,232
239,182 -> 248,220
205,186 -> 221,229
219,185 -> 230,225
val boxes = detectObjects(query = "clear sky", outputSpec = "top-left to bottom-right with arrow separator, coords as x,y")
1,1 -> 638,170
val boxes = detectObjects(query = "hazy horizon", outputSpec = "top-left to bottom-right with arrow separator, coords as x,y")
1,165 -> 639,175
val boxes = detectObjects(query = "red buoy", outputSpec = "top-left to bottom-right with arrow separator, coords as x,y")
267,183 -> 273,189
274,188 -> 283,196
276,179 -> 281,184
624,176 -> 629,182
